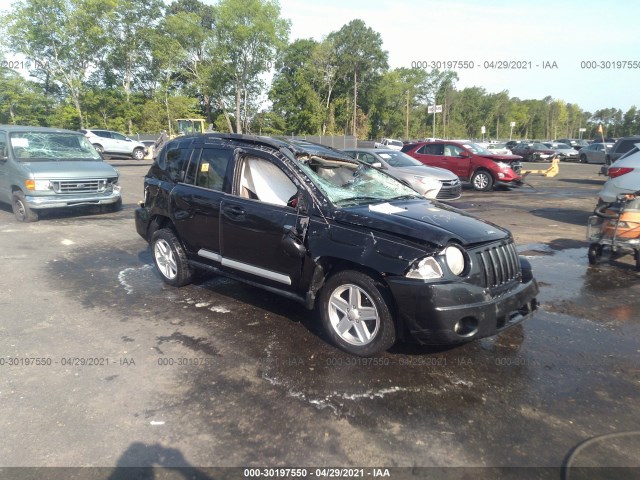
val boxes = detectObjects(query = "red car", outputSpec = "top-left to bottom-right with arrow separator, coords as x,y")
401,140 -> 523,191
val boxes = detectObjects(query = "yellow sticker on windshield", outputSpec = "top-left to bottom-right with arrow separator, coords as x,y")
200,162 -> 209,172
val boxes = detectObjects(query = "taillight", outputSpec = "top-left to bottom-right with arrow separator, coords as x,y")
609,167 -> 634,178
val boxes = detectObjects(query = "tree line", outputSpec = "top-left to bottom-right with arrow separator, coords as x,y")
1,0 -> 638,141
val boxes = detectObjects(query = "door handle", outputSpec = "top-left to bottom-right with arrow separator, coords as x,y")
223,205 -> 245,219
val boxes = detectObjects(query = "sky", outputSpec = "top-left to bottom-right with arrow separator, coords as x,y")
1,0 -> 638,113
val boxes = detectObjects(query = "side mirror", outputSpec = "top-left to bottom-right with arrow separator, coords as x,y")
458,151 -> 470,158
371,162 -> 383,169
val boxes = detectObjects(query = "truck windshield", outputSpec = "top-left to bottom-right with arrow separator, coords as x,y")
298,158 -> 420,206
10,132 -> 103,162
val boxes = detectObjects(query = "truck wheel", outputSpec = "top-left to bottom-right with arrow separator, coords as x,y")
471,170 -> 494,191
132,148 -> 145,160
102,197 -> 122,213
319,270 -> 396,356
150,228 -> 194,287
11,191 -> 39,222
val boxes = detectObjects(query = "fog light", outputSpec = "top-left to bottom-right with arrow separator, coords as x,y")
454,317 -> 478,337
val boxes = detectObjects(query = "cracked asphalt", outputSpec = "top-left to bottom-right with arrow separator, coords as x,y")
0,159 -> 638,479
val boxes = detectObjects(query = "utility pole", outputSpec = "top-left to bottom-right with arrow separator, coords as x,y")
405,90 -> 410,139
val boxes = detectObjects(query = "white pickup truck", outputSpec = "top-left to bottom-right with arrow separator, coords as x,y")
374,138 -> 404,150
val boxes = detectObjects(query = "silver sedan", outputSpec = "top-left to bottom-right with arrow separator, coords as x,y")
578,142 -> 614,164
343,148 -> 462,200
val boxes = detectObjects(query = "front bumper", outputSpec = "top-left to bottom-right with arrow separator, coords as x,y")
387,276 -> 539,344
25,189 -> 121,209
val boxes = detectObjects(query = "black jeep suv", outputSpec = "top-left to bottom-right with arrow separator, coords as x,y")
135,134 -> 538,356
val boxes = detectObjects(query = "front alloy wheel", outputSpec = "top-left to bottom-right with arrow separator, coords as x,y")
471,170 -> 494,191
320,270 -> 396,356
328,284 -> 380,346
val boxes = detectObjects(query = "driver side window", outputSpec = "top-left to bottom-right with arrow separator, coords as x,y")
238,156 -> 297,207
444,144 -> 464,157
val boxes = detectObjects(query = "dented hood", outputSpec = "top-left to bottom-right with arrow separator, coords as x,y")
332,200 -> 509,247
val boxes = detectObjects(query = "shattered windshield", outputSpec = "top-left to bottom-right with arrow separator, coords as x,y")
464,142 -> 492,155
298,157 -> 420,206
10,132 -> 102,161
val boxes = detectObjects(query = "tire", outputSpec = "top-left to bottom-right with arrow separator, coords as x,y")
579,154 -> 587,164
470,170 -> 494,191
319,270 -> 396,356
150,228 -> 194,287
102,197 -> 122,213
11,191 -> 39,222
588,243 -> 603,265
132,148 -> 145,160
92,144 -> 104,153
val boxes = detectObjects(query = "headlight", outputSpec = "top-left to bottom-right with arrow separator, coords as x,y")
25,179 -> 52,191
443,244 -> 466,276
497,162 -> 509,169
406,256 -> 443,280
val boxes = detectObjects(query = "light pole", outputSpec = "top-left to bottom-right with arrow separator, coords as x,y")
510,121 -> 516,141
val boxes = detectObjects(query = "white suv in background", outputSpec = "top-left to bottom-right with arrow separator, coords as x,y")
81,129 -> 147,160
598,143 -> 640,203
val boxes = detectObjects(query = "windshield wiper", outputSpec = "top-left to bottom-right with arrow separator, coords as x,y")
335,196 -> 384,206
388,194 -> 421,201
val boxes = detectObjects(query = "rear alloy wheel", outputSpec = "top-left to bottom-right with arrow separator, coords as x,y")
319,270 -> 396,356
132,148 -> 145,160
11,191 -> 39,222
470,170 -> 494,191
150,228 -> 194,287
92,144 -> 104,153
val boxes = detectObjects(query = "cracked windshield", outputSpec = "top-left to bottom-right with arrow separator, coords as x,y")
299,160 -> 419,206
10,133 -> 102,161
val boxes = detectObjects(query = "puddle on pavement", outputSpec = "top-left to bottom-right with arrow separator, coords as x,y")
519,243 -> 640,326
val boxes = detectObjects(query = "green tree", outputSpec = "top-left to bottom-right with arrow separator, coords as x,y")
4,0 -> 116,128
103,0 -> 163,133
328,20 -> 388,138
214,0 -> 289,133
269,39 -> 323,135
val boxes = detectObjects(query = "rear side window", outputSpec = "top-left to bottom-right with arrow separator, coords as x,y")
423,144 -> 444,155
617,139 -> 639,153
164,145 -> 193,182
189,148 -> 233,192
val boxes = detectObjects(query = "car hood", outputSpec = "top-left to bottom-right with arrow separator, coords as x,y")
477,154 -> 522,163
392,165 -> 458,180
20,161 -> 119,179
333,199 -> 508,247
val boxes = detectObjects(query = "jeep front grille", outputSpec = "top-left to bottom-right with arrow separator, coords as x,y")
476,241 -> 521,288
51,179 -> 107,194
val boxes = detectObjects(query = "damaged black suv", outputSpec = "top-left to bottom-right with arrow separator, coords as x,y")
135,134 -> 538,356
